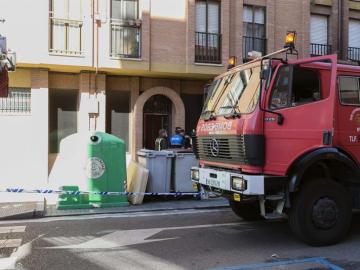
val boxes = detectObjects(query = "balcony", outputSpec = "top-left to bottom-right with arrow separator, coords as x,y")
0,88 -> 31,114
348,47 -> 360,62
195,32 -> 222,64
310,43 -> 332,57
243,36 -> 266,62
49,17 -> 83,56
110,20 -> 141,59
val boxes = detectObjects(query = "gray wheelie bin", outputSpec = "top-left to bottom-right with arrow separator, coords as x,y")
137,149 -> 174,193
173,150 -> 199,192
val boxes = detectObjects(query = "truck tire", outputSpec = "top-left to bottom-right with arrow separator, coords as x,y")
289,178 -> 352,246
229,200 -> 261,221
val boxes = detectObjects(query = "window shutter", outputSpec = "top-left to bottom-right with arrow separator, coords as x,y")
52,0 -> 66,18
207,2 -> 219,34
68,0 -> 82,20
112,0 -> 122,20
254,7 -> 264,24
243,6 -> 253,23
123,0 -> 137,20
310,15 -> 328,44
349,20 -> 360,48
196,2 -> 206,32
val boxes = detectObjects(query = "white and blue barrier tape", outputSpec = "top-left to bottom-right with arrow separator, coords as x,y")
1,188 -> 203,197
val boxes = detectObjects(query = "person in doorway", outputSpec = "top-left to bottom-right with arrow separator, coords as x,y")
155,129 -> 169,151
170,127 -> 185,148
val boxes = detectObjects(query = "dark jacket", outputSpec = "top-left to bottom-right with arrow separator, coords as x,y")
155,136 -> 169,151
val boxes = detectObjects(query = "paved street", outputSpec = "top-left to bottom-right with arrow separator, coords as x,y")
0,208 -> 359,269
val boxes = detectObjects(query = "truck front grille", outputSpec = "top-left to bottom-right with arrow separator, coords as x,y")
195,135 -> 264,166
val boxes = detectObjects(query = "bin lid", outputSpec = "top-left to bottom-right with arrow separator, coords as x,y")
137,149 -> 174,157
88,131 -> 125,146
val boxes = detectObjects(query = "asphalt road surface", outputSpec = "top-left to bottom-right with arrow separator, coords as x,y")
0,207 -> 360,270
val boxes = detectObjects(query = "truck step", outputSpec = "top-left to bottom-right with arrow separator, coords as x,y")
262,212 -> 286,220
265,195 -> 284,201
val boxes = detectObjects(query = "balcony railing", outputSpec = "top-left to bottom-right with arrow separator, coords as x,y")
195,32 -> 222,64
49,17 -> 83,56
348,47 -> 360,62
0,88 -> 31,114
110,20 -> 141,59
310,43 -> 332,57
243,36 -> 266,62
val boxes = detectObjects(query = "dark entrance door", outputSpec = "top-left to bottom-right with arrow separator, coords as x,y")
143,95 -> 172,150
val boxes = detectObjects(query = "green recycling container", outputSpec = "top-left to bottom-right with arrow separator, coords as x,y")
86,131 -> 128,207
57,186 -> 90,210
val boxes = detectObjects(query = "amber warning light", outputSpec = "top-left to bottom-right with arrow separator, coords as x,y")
227,56 -> 237,69
284,31 -> 296,50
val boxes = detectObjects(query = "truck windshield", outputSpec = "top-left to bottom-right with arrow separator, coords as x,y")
201,63 -> 261,118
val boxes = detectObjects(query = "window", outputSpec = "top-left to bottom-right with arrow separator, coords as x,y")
49,89 -> 78,153
106,90 -> 130,152
49,0 -> 83,55
339,76 -> 360,105
243,5 -> 266,61
348,19 -> 360,61
310,14 -> 331,56
110,0 -> 141,59
0,88 -> 31,114
270,65 -> 321,109
195,0 -> 221,64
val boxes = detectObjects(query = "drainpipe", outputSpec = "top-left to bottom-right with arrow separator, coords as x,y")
92,0 -> 95,68
338,0 -> 343,59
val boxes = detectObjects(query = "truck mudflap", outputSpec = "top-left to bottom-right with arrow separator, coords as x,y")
191,167 -> 265,195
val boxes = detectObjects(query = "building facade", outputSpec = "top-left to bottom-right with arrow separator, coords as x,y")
1,0 -> 360,188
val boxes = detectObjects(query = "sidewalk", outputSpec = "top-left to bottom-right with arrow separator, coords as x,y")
0,202 -> 44,220
0,197 -> 229,220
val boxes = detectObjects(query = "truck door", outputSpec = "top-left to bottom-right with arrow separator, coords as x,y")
264,55 -> 337,175
336,75 -> 360,164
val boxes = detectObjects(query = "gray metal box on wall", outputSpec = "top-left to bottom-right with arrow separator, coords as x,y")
137,149 -> 174,193
173,152 -> 199,192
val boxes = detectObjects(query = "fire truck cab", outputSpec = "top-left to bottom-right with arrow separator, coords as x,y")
191,33 -> 360,246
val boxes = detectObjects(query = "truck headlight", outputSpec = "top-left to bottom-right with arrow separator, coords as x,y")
191,169 -> 200,181
232,176 -> 247,191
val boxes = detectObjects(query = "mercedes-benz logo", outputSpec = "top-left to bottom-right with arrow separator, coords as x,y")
210,139 -> 220,157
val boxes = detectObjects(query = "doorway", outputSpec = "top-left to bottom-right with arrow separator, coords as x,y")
143,95 -> 172,149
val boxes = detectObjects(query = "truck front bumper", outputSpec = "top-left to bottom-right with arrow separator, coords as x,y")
191,167 -> 265,195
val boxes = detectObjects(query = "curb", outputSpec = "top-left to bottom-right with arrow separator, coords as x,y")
0,199 -> 46,221
43,200 -> 229,218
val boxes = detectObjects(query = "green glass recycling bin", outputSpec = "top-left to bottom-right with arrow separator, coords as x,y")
86,132 -> 128,207
57,186 -> 90,210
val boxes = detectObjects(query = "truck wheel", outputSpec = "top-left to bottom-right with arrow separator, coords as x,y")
229,200 -> 261,221
289,178 -> 352,246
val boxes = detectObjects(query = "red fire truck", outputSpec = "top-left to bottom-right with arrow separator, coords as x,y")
0,34 -> 16,97
191,32 -> 360,246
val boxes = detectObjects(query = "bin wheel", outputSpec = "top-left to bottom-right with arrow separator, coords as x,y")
288,178 -> 352,246
229,200 -> 261,221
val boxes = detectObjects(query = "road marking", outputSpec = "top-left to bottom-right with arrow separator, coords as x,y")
43,222 -> 253,250
0,258 -> 16,270
209,257 -> 344,270
0,239 -> 22,248
0,225 -> 29,270
0,226 -> 26,234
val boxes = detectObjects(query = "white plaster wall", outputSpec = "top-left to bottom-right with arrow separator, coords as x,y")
1,0 -> 93,67
0,88 -> 48,202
